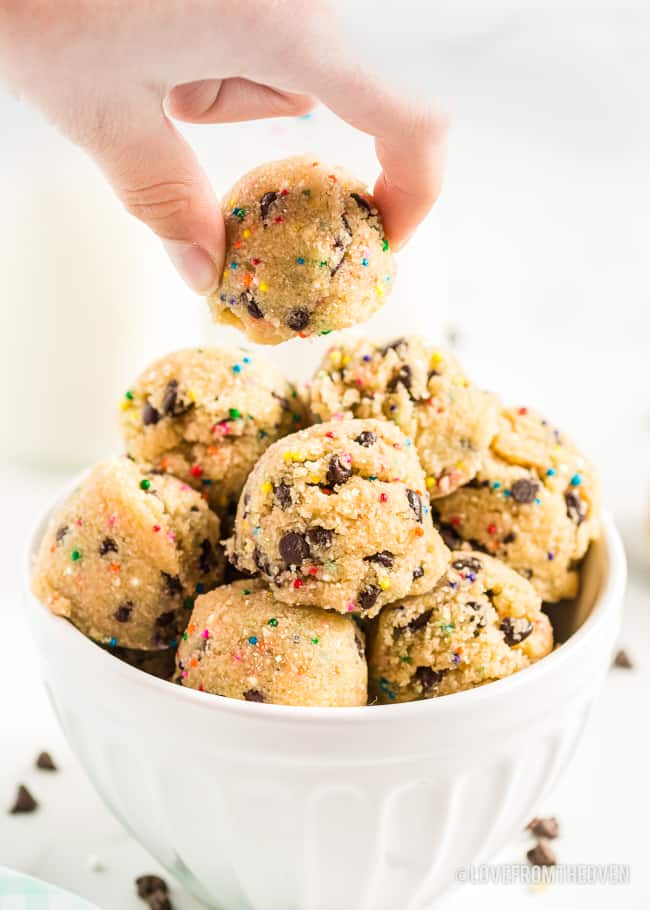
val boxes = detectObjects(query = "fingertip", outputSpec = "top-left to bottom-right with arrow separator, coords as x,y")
162,240 -> 221,295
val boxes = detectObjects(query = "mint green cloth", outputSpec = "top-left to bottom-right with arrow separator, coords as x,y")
0,868 -> 98,908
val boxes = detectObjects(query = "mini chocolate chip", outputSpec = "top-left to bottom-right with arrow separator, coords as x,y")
330,254 -> 345,278
259,191 -> 278,221
380,337 -> 407,357
161,572 -> 183,597
305,526 -> 333,549
502,531 -> 517,544
275,482 -> 293,510
327,454 -> 352,487
511,478 -> 540,504
436,522 -> 463,550
161,379 -> 193,418
354,634 -> 365,659
199,539 -> 215,574
521,568 -> 534,580
36,751 -> 57,771
350,191 -> 372,214
412,564 -> 425,580
99,536 -> 118,556
143,402 -> 160,426
357,584 -> 380,611
114,601 -> 134,623
414,666 -> 447,692
244,689 -> 265,702
287,308 -> 310,331
243,293 -> 264,319
565,489 -> 587,525
147,893 -> 173,910
55,525 -> 69,544
136,875 -> 169,898
363,550 -> 394,568
408,609 -> 433,633
527,817 -> 560,839
246,300 -> 264,319
406,489 -> 423,523
253,546 -> 271,575
279,531 -> 310,567
500,616 -> 534,646
387,364 -> 412,392
10,784 -> 38,814
190,505 -> 200,512
613,648 -> 633,669
451,556 -> 482,573
466,477 -> 490,489
162,380 -> 178,416
355,430 -> 377,447
527,839 -> 556,867
155,611 -> 176,628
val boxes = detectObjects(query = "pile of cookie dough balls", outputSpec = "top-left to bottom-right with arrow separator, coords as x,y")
32,155 -> 602,708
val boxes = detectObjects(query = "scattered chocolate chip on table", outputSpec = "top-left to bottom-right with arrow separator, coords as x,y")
613,648 -> 633,669
35,750 -> 57,771
527,838 -> 557,867
526,816 -> 560,838
9,784 -> 38,814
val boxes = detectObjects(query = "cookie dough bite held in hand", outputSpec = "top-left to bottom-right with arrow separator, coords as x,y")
226,419 -> 449,618
210,157 -> 396,344
177,580 -> 368,707
32,457 -> 224,651
435,407 -> 601,602
308,336 -> 500,496
120,346 -> 305,516
369,551 -> 553,703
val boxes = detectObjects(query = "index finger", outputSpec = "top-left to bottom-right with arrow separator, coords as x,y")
310,70 -> 449,249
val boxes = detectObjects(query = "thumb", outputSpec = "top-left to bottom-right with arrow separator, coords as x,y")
88,97 -> 224,294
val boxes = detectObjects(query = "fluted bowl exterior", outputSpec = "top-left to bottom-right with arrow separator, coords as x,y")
25,494 -> 625,910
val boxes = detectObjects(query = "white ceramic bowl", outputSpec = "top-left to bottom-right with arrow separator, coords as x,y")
25,492 -> 625,910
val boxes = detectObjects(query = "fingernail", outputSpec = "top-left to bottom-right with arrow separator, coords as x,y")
162,240 -> 218,294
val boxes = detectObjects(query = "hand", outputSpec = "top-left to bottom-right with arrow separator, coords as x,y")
0,0 -> 448,294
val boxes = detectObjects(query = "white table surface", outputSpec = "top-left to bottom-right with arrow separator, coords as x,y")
2,1 -> 650,907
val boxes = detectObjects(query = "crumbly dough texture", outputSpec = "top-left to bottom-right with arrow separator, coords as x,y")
434,407 -> 600,602
32,457 -> 224,650
176,579 -> 367,706
369,550 -> 553,702
120,346 -> 305,515
308,336 -> 499,496
210,157 -> 395,343
226,419 -> 449,617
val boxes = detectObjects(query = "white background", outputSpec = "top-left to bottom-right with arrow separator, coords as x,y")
1,0 -> 649,907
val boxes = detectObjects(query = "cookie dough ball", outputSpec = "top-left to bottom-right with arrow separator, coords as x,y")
210,157 -> 395,344
434,407 -> 601,602
177,580 -> 367,706
369,551 -> 553,703
32,457 -> 224,650
226,419 -> 449,618
120,347 -> 305,515
308,336 -> 499,496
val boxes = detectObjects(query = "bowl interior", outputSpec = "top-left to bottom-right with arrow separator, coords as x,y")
543,536 -> 608,643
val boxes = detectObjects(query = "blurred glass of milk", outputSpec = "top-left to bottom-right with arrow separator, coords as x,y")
0,91 -> 202,468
